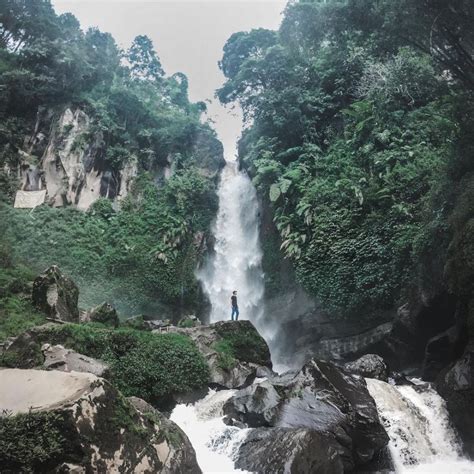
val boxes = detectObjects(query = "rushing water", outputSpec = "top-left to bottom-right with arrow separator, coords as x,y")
366,378 -> 474,473
170,389 -> 250,473
197,161 -> 271,339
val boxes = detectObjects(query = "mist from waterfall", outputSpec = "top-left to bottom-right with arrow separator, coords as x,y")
197,161 -> 271,340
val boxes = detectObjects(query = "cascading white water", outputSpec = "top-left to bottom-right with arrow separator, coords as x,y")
366,378 -> 474,473
197,161 -> 270,339
170,389 -> 250,473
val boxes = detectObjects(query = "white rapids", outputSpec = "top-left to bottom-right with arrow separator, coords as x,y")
366,378 -> 474,473
170,389 -> 250,473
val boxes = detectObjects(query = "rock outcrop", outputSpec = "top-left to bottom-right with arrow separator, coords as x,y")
41,343 -> 109,378
167,320 -> 272,389
224,358 -> 389,472
14,107 -> 224,211
345,354 -> 389,381
0,369 -> 201,473
235,428 -> 344,474
422,325 -> 465,381
84,302 -> 119,328
436,344 -> 474,457
32,266 -> 79,322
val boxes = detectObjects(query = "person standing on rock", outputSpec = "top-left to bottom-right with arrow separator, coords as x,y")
231,290 -> 239,321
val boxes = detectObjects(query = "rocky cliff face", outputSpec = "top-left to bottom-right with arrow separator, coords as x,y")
14,107 -> 136,210
12,106 -> 224,211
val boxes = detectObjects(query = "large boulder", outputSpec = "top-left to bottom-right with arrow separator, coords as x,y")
84,302 -> 119,327
224,358 -> 389,471
436,344 -> 474,457
235,428 -> 344,474
224,380 -> 281,428
0,369 -> 201,473
345,354 -> 389,381
166,320 -> 272,389
41,343 -> 109,377
422,325 -> 465,381
32,266 -> 79,322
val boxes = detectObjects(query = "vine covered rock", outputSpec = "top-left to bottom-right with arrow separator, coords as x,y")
167,320 -> 272,389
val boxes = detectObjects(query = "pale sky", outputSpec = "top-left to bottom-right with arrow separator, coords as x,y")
52,0 -> 287,159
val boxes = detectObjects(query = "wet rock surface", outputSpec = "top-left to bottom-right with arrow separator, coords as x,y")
0,369 -> 201,473
436,344 -> 474,457
235,427 -> 344,474
345,354 -> 389,381
32,266 -> 79,322
422,325 -> 465,381
167,320 -> 272,389
225,358 -> 389,471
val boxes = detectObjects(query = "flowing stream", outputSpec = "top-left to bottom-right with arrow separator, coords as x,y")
171,161 -> 474,473
366,378 -> 474,473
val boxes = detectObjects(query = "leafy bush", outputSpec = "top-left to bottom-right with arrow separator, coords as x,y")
0,264 -> 44,342
0,411 -> 73,472
25,324 -> 210,405
212,340 -> 236,370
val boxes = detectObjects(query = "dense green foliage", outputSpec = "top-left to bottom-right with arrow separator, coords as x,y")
0,1 -> 223,315
2,170 -> 217,314
2,323 -> 210,405
0,411 -> 73,472
219,0 -> 474,320
0,253 -> 44,342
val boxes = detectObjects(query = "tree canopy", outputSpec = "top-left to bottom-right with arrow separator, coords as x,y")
219,0 -> 474,319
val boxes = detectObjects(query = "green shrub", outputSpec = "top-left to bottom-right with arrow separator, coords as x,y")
178,317 -> 197,328
0,264 -> 45,343
212,340 -> 237,370
17,324 -> 210,405
0,411 -> 75,472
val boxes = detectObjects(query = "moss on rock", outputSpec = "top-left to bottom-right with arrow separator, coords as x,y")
214,320 -> 272,368
2,324 -> 210,408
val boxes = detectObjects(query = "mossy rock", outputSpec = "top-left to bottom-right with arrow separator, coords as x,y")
1,323 -> 210,408
32,266 -> 79,322
87,302 -> 119,328
213,320 -> 272,368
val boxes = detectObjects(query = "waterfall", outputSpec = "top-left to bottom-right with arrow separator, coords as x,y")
366,378 -> 474,473
197,161 -> 270,339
